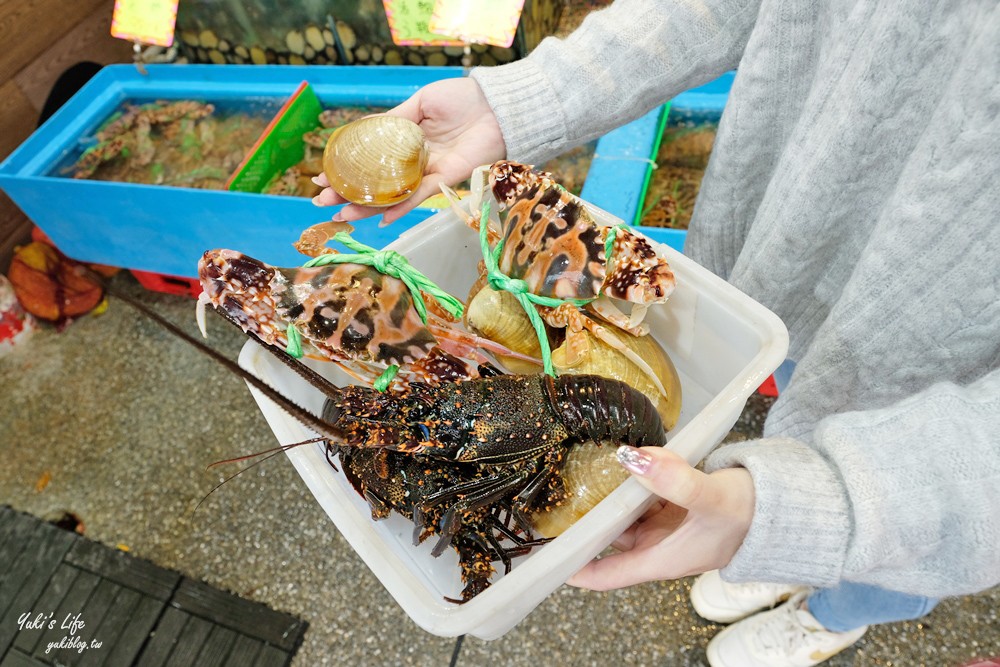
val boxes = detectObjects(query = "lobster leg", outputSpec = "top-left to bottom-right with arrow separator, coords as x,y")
483,528 -> 514,575
422,469 -> 537,557
448,531 -> 497,603
362,490 -> 393,520
493,526 -> 551,551
449,498 -> 557,602
509,449 -> 569,534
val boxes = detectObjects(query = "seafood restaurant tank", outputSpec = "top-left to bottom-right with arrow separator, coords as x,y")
0,65 -> 664,280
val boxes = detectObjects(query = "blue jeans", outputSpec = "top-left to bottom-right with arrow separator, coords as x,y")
808,581 -> 938,631
771,359 -> 940,631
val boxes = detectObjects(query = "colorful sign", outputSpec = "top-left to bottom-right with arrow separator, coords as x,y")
428,0 -> 525,47
383,0 -> 466,47
111,0 -> 179,47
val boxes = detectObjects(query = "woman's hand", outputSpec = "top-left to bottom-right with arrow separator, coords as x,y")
567,446 -> 756,591
312,77 -> 506,225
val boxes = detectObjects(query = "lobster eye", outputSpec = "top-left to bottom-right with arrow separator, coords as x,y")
417,423 -> 431,441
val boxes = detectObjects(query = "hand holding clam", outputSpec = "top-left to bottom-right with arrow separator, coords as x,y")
312,78 -> 506,224
322,115 -> 429,207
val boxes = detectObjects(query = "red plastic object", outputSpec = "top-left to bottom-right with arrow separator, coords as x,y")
131,269 -> 203,298
757,374 -> 779,397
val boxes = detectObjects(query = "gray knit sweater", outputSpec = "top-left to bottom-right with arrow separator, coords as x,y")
471,0 -> 1000,598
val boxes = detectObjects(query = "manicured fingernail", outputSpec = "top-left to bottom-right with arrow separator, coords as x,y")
311,195 -> 323,206
617,445 -> 652,475
310,176 -> 322,185
331,211 -> 346,222
378,216 -> 391,228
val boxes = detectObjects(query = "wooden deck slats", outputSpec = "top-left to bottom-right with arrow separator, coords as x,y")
35,570 -> 99,660
0,509 -> 46,596
66,539 -> 180,602
11,565 -> 79,655
66,580 -> 122,667
0,507 -> 19,547
132,606 -> 187,667
254,643 -> 297,667
0,508 -> 306,666
162,615 -> 214,667
223,633 -> 265,666
193,626 -> 239,667
0,522 -> 75,657
0,649 -> 46,667
171,579 -> 305,652
93,593 -> 164,667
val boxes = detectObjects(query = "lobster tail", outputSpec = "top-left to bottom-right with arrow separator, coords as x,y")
544,375 -> 667,448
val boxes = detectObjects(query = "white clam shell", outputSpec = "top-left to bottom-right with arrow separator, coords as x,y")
322,116 -> 429,207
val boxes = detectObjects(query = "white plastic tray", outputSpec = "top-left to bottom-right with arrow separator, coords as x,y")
237,203 -> 788,639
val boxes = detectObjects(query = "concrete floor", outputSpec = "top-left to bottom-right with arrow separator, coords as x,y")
1,274 -> 998,667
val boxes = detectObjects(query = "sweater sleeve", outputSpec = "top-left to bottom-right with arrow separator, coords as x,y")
704,368 -> 1000,598
469,0 -> 762,164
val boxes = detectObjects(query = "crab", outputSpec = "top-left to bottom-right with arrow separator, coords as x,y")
442,160 -> 678,402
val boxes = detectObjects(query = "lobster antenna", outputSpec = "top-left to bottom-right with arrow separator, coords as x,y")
195,437 -> 327,512
82,267 -> 346,442
206,437 -> 327,469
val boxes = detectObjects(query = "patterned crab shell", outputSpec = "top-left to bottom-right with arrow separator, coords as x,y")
487,161 -> 675,304
198,249 -> 437,366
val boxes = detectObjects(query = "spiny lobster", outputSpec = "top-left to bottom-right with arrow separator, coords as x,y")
190,215 -> 674,601
322,367 -> 665,539
105,268 -> 666,602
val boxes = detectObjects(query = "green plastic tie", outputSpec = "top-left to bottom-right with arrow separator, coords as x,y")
604,223 -> 627,264
477,201 -> 594,377
294,233 -> 462,391
303,232 -> 464,324
373,364 -> 400,392
285,323 -> 304,359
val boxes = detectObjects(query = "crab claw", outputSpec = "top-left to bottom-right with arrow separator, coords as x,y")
603,227 -> 677,304
292,220 -> 355,258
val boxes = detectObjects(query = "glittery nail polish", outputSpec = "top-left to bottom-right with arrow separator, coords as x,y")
617,445 -> 652,475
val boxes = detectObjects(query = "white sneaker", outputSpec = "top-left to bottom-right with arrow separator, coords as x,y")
691,569 -> 809,623
706,591 -> 868,667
